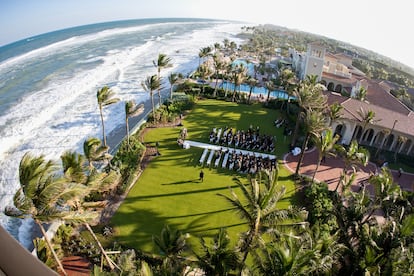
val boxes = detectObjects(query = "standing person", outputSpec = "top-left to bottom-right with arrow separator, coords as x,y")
199,170 -> 204,182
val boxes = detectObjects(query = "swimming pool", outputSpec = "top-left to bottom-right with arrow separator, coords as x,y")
232,59 -> 255,75
220,81 -> 293,100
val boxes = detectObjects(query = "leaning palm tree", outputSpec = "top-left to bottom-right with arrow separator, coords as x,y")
311,129 -> 340,181
4,153 -> 94,275
153,53 -> 172,105
142,75 -> 162,120
61,150 -> 87,183
60,151 -> 121,271
97,86 -> 120,147
125,100 -> 144,150
218,170 -> 307,265
83,137 -> 111,170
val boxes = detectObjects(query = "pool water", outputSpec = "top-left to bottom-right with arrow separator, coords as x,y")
220,81 -> 293,100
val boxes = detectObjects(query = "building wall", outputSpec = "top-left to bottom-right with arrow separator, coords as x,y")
303,43 -> 325,81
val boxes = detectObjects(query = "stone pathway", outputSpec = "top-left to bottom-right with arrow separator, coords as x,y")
283,147 -> 414,193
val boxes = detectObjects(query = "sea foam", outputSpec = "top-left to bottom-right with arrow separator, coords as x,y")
0,19 -> 247,248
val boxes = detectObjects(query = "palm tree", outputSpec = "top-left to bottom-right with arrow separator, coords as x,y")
195,228 -> 240,276
125,100 -> 144,150
198,46 -> 212,67
212,53 -> 226,97
60,151 -> 121,271
355,86 -> 367,101
97,86 -> 120,147
142,75 -> 162,120
218,170 -> 307,265
4,153 -> 94,275
246,76 -> 258,104
168,72 -> 181,100
295,110 -> 328,176
356,107 -> 379,144
311,129 -> 340,181
153,225 -> 189,275
327,102 -> 343,126
153,53 -> 172,105
335,140 -> 369,192
265,80 -> 275,102
290,80 -> 327,148
61,150 -> 87,183
83,137 -> 111,169
231,64 -> 247,102
198,63 -> 213,95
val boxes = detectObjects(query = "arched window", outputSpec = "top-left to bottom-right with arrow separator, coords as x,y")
335,124 -> 344,136
327,82 -> 335,91
362,129 -> 374,143
335,84 -> 342,93
320,80 -> 327,86
385,134 -> 395,149
402,139 -> 412,154
353,125 -> 363,141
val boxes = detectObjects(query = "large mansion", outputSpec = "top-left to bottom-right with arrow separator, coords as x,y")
289,43 -> 414,157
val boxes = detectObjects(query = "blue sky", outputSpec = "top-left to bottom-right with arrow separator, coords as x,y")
1,0 -> 413,68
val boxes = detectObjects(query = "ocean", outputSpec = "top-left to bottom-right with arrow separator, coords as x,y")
0,18 -> 247,248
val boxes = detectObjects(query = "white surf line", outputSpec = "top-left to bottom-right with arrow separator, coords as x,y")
183,140 -> 277,159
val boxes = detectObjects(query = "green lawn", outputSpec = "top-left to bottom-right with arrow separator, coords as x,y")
111,99 -> 296,253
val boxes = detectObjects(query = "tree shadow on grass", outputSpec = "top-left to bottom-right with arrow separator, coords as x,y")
162,179 -> 200,185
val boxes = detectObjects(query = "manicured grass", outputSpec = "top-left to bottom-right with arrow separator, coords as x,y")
111,99 -> 296,253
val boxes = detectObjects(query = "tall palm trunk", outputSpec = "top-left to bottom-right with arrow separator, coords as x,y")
150,91 -> 155,119
232,84 -> 237,102
295,132 -> 310,176
213,73 -> 219,98
241,211 -> 261,265
126,117 -> 130,150
35,220 -> 67,276
99,106 -> 107,147
290,113 -> 302,148
157,69 -> 162,106
312,156 -> 322,181
84,223 -> 115,270
248,86 -> 253,104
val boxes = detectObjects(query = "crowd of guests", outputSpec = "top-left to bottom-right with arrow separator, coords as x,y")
224,149 -> 277,174
209,125 -> 275,153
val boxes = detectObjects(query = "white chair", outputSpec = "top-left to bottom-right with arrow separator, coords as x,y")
199,148 -> 209,165
222,152 -> 229,168
214,153 -> 222,167
206,150 -> 215,166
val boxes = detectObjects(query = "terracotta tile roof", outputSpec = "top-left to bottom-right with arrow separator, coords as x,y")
322,71 -> 356,85
365,79 -> 411,115
325,92 -> 414,136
